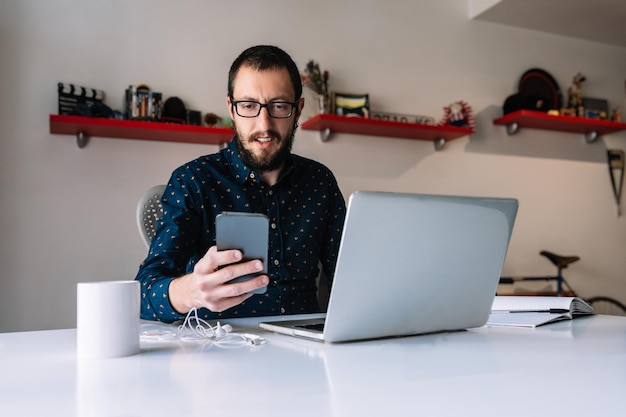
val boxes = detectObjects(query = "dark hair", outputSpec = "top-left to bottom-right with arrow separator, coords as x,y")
228,45 -> 302,101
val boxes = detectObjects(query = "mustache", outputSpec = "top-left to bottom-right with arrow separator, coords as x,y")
249,130 -> 280,141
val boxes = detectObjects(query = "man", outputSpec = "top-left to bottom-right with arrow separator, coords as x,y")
136,45 -> 346,323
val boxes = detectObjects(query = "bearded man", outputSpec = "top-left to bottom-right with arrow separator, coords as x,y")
136,45 -> 346,322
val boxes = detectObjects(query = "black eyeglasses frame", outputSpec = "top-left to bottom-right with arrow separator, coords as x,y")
230,99 -> 299,119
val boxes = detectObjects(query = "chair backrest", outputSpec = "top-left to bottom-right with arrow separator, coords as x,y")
137,185 -> 166,248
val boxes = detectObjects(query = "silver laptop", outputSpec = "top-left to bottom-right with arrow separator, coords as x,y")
259,191 -> 518,343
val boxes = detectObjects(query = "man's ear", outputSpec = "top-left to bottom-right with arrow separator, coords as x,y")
226,96 -> 235,119
295,97 -> 305,119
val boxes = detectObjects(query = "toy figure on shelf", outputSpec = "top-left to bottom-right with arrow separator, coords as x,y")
611,107 -> 622,122
565,72 -> 586,117
204,113 -> 221,127
438,100 -> 475,130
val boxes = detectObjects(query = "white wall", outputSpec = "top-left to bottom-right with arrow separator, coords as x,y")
1,0 -> 625,332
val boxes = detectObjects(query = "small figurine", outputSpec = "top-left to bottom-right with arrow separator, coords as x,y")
567,72 -> 586,117
612,106 -> 622,122
438,100 -> 475,130
203,112 -> 221,127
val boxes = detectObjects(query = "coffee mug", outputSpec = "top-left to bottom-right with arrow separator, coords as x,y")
77,280 -> 141,359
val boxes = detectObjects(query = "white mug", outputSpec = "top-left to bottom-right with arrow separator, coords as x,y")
77,280 -> 141,359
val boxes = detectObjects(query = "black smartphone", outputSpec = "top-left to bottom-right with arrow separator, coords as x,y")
215,212 -> 269,294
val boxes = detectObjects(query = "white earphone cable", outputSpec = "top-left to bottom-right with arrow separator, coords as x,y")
141,308 -> 265,347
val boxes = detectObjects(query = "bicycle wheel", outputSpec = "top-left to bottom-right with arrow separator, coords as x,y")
586,296 -> 626,316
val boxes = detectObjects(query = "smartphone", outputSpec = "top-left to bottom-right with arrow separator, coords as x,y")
215,212 -> 269,294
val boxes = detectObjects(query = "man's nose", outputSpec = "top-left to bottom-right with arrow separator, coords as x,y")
256,106 -> 273,129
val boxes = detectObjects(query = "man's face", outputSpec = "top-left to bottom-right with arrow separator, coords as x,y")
227,65 -> 304,173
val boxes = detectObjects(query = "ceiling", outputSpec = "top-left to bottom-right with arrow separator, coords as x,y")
470,0 -> 626,48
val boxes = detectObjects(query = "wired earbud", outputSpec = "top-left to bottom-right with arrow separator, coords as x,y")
215,322 -> 233,337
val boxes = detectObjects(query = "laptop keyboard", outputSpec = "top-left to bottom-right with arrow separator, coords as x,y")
296,323 -> 325,332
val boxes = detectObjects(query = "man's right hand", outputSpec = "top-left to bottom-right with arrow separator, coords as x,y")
168,246 -> 269,315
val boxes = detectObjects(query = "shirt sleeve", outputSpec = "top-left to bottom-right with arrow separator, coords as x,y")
135,167 -> 204,322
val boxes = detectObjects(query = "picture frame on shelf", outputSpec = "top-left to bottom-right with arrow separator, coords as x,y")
582,97 -> 609,119
331,92 -> 370,118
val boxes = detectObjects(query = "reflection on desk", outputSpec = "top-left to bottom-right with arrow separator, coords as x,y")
1,315 -> 625,417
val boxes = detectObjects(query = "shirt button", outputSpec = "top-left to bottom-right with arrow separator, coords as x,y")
280,307 -> 285,314
274,259 -> 280,266
250,172 -> 255,179
271,223 -> 277,229
268,190 -> 273,196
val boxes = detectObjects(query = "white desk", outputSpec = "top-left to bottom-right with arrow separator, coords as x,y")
1,315 -> 625,417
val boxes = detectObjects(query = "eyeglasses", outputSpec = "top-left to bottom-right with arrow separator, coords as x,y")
231,100 -> 298,118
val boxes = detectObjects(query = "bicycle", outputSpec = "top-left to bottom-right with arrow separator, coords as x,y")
498,250 -> 626,316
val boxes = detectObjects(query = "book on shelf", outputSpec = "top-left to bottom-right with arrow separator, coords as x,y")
124,85 -> 163,121
486,296 -> 594,328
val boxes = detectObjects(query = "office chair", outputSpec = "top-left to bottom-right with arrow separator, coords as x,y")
137,184 -> 166,248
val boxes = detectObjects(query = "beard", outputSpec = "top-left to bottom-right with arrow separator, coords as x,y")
233,121 -> 297,173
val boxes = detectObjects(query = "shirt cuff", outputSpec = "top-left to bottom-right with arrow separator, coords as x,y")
149,278 -> 185,322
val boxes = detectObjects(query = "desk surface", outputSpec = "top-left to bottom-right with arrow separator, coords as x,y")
1,315 -> 625,417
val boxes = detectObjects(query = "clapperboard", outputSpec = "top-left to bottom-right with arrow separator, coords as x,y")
57,83 -> 105,115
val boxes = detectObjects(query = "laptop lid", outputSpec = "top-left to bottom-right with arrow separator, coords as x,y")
260,191 -> 518,342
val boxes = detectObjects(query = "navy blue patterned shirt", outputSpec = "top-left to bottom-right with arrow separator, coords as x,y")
136,139 -> 346,322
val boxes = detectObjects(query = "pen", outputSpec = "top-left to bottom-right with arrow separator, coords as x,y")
491,309 -> 569,314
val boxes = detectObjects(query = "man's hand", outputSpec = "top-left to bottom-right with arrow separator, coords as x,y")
169,246 -> 269,314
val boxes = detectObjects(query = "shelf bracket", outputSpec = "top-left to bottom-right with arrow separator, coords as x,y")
319,128 -> 331,142
76,131 -> 88,148
505,123 -> 519,136
584,131 -> 598,143
434,138 -> 446,151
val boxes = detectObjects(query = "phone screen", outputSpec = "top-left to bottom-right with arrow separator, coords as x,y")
215,212 -> 269,294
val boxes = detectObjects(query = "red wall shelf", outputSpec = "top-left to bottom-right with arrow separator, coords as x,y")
301,114 -> 473,150
493,109 -> 626,142
49,114 -> 234,148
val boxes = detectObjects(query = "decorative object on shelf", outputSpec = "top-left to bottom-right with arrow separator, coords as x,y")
317,93 -> 331,115
204,113 -> 221,127
187,110 -> 201,126
607,149 -> 624,217
301,60 -> 329,94
161,96 -> 187,124
612,106 -> 622,122
582,97 -> 608,120
331,92 -> 370,118
301,60 -> 329,114
58,82 -> 105,115
370,110 -> 434,125
125,84 -> 163,121
518,68 -> 562,111
204,113 -> 232,128
564,72 -> 586,117
438,101 -> 475,130
502,92 -> 549,115
70,101 -> 113,119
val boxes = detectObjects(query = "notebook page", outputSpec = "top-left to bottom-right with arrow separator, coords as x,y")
491,296 -> 576,312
